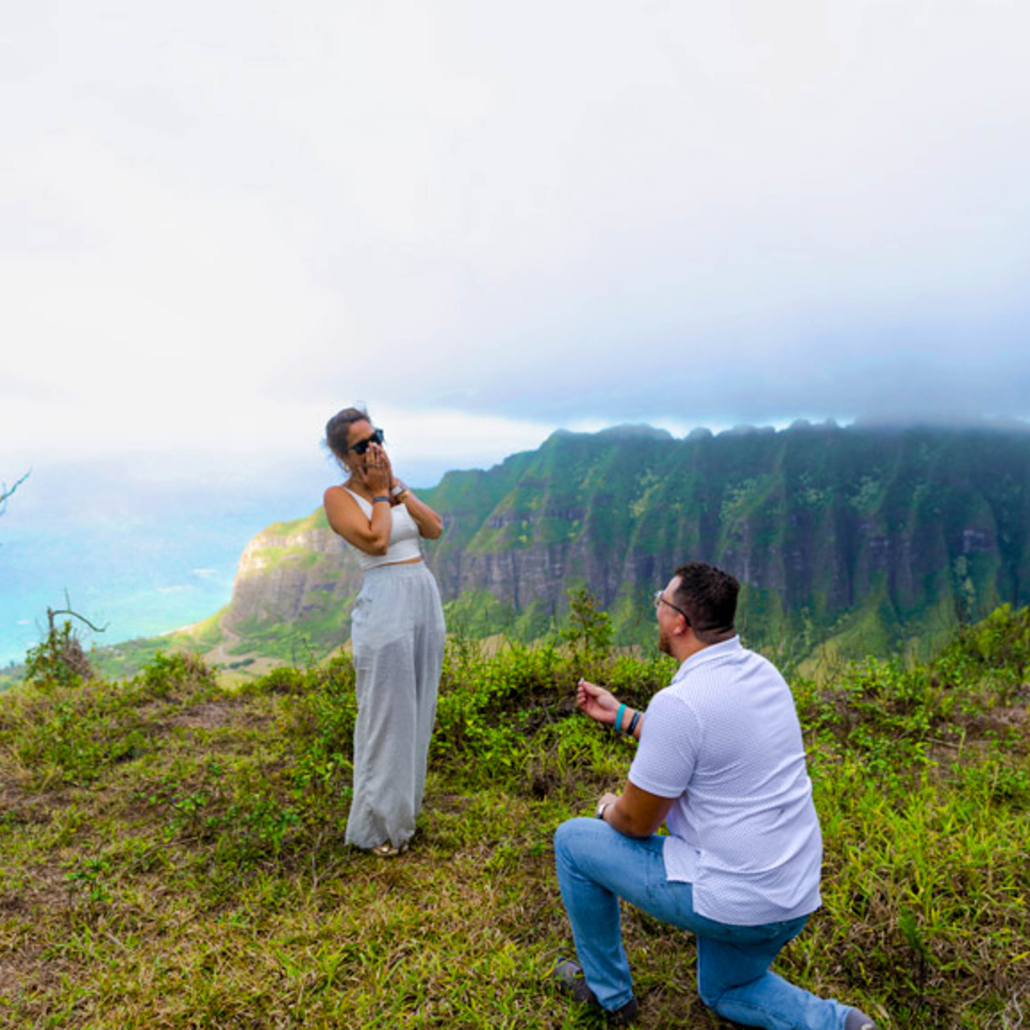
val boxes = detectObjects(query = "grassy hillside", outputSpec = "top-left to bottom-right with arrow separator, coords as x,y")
1,609 -> 1028,1028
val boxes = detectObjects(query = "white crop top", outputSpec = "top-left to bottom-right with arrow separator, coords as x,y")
342,488 -> 423,571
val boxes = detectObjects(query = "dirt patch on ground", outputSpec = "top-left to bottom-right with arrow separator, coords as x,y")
956,701 -> 1030,747
0,853 -> 73,996
0,857 -> 67,908
0,945 -> 70,1005
430,792 -> 473,813
164,701 -> 246,731
989,703 -> 1029,728
0,782 -> 74,826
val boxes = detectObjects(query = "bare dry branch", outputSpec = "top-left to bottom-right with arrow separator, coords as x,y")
0,470 -> 30,515
47,591 -> 109,635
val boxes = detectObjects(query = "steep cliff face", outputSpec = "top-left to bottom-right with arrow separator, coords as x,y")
219,423 -> 1030,662
224,511 -> 363,648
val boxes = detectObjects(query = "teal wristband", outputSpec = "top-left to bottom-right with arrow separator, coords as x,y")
615,703 -> 626,734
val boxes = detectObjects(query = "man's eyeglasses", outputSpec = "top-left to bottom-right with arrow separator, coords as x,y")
350,428 -> 385,455
654,590 -> 690,623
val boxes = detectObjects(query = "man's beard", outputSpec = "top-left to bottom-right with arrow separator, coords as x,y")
658,626 -> 672,655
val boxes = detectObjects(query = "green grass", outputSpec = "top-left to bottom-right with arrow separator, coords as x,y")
1,611 -> 1028,1028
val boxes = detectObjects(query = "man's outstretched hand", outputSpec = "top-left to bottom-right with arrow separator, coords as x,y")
577,678 -> 620,726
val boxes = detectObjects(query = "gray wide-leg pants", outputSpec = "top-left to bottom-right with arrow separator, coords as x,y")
345,561 -> 445,850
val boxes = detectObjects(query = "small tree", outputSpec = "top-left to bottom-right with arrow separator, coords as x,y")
562,586 -> 614,658
24,600 -> 106,688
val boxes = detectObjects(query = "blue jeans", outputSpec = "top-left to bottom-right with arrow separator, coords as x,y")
554,818 -> 851,1030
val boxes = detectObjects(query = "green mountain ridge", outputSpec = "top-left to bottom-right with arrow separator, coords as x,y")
81,421 -> 1030,679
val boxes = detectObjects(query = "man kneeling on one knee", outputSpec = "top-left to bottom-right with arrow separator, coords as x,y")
552,562 -> 878,1030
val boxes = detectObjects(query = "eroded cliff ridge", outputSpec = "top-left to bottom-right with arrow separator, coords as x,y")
219,422 -> 1030,666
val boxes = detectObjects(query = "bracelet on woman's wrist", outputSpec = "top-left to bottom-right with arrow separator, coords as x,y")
627,710 -> 641,735
372,495 -> 391,504
615,703 -> 626,734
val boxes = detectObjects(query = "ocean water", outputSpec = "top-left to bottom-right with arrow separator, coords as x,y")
0,462 -> 326,667
0,520 -> 244,666
0,455 -> 449,668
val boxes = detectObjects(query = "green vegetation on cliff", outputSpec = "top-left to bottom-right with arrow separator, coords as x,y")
419,422 -> 1030,668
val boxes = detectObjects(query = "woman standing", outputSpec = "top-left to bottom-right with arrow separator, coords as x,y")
323,406 -> 446,856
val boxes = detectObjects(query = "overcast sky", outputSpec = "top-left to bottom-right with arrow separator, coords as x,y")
3,0 -> 1030,491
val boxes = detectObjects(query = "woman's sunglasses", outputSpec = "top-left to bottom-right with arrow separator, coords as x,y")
350,428 -> 385,455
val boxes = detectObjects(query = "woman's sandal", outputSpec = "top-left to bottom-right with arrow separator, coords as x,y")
370,841 -> 409,858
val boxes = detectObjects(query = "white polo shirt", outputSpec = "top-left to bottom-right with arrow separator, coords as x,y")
628,637 -> 823,926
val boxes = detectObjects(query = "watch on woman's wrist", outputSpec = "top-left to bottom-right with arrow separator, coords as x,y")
391,480 -> 409,500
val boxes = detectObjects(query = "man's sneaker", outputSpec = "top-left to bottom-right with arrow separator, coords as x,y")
550,958 -> 639,1026
845,1008 -> 879,1030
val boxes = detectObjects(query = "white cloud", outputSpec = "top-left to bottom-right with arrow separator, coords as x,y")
2,0 -> 1029,476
